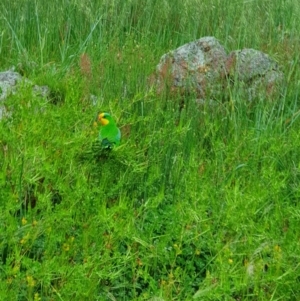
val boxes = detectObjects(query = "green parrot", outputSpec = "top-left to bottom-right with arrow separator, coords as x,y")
95,112 -> 121,149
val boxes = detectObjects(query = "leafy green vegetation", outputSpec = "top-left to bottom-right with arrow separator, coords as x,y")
0,0 -> 300,300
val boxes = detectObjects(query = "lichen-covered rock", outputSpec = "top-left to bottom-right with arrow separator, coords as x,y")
0,69 -> 50,101
225,49 -> 284,100
0,70 -> 23,119
154,37 -> 227,100
0,69 -> 50,120
0,70 -> 23,101
153,38 -> 285,102
33,84 -> 50,98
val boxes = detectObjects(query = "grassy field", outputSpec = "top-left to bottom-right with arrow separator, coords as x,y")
0,0 -> 300,300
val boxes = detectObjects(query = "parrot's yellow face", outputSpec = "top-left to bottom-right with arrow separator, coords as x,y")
98,112 -> 110,126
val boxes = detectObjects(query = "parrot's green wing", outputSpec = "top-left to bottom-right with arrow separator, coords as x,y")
99,126 -> 121,148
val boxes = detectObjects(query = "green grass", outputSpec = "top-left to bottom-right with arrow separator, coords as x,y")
1,0 -> 300,300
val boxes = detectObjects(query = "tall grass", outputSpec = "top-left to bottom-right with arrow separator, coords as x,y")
0,0 -> 300,300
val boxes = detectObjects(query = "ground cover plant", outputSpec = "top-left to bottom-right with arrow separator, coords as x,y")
0,0 -> 300,300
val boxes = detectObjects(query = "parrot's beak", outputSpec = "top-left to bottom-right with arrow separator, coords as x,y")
94,112 -> 108,126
